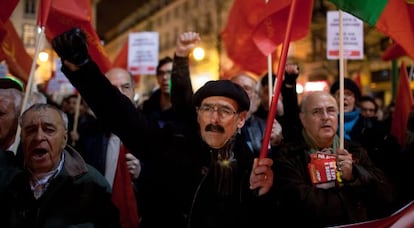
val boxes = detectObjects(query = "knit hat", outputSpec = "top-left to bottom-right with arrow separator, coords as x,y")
330,78 -> 361,101
193,80 -> 250,112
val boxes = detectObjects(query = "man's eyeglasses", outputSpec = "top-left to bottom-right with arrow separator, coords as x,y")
197,104 -> 237,119
157,70 -> 172,77
306,107 -> 338,118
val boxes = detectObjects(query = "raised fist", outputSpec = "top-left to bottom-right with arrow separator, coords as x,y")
52,28 -> 90,67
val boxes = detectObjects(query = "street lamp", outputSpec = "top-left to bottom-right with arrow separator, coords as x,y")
193,47 -> 205,61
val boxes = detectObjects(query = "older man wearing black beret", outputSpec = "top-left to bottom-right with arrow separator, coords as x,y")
51,29 -> 275,228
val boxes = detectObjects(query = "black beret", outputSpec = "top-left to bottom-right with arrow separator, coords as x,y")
193,80 -> 250,112
330,78 -> 361,101
0,76 -> 24,91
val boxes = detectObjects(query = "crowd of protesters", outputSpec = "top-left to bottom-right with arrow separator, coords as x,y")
0,28 -> 412,228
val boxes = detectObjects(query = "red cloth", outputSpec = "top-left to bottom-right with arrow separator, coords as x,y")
391,62 -> 414,147
252,0 -> 313,56
37,0 -> 53,27
0,0 -> 18,22
112,144 -> 140,228
380,0 -> 414,60
0,20 -> 33,83
44,0 -> 112,73
221,0 -> 278,75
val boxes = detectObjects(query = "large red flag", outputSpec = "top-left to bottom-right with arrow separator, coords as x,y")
45,0 -> 111,73
37,0 -> 53,27
221,0 -> 279,75
112,145 -> 140,228
391,62 -> 414,147
252,0 -> 313,56
0,0 -> 18,22
112,41 -> 128,69
381,1 -> 414,60
0,20 -> 33,83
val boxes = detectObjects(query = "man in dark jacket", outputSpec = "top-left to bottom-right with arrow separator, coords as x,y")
274,91 -> 395,227
2,103 -> 120,227
52,28 -> 274,228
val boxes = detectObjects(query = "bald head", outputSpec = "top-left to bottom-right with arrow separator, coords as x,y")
105,68 -> 135,102
300,91 -> 338,148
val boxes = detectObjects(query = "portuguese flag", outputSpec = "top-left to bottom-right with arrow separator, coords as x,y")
329,0 -> 414,60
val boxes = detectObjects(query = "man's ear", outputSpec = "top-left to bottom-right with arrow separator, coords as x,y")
62,130 -> 68,149
237,111 -> 248,129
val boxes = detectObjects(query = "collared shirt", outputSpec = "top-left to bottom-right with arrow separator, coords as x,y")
105,134 -> 120,187
30,153 -> 65,199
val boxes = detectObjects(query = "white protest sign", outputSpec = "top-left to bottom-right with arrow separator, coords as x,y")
327,11 -> 364,60
128,32 -> 159,75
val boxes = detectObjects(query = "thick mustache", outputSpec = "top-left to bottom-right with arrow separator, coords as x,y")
205,124 -> 225,133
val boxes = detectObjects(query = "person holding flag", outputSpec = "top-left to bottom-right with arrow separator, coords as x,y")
273,91 -> 395,227
52,28 -> 275,228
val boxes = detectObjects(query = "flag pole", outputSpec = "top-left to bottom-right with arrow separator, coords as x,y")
11,26 -> 45,154
259,0 -> 297,159
267,54 -> 272,107
71,93 -> 82,147
338,10 -> 345,150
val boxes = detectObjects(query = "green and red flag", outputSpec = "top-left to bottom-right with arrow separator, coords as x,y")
329,0 -> 414,60
391,61 -> 414,147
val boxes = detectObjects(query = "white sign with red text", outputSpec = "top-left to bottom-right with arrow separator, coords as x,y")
327,11 -> 364,60
128,32 -> 159,75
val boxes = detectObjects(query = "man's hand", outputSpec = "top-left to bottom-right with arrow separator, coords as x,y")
284,63 -> 299,86
175,32 -> 201,57
336,148 -> 353,181
250,158 -> 274,196
52,28 -> 90,67
270,120 -> 283,146
126,153 -> 141,179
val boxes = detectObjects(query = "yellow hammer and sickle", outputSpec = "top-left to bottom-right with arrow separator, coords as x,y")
1,42 -> 16,62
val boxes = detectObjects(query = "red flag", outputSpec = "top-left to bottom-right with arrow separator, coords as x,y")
381,1 -> 414,60
391,62 -> 414,147
0,20 -> 33,83
45,0 -> 111,73
112,41 -> 128,69
382,42 -> 406,60
252,0 -> 313,55
112,144 -> 140,228
0,0 -> 18,22
37,0 -> 53,27
353,72 -> 362,90
221,0 -> 279,75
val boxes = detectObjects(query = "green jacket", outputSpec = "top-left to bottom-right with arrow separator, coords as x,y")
2,146 -> 120,228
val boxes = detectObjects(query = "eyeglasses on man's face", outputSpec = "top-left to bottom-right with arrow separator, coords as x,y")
197,104 -> 237,119
306,107 -> 338,118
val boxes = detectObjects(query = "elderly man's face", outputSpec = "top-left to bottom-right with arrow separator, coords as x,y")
300,92 -> 338,148
197,96 -> 247,149
231,74 -> 259,116
106,68 -> 135,102
21,107 -> 67,174
0,93 -> 18,150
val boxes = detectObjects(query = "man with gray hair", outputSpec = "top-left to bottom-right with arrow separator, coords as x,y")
1,103 -> 120,227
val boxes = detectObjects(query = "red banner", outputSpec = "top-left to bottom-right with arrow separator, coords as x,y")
0,0 -> 18,22
45,0 -> 111,73
0,20 -> 33,82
